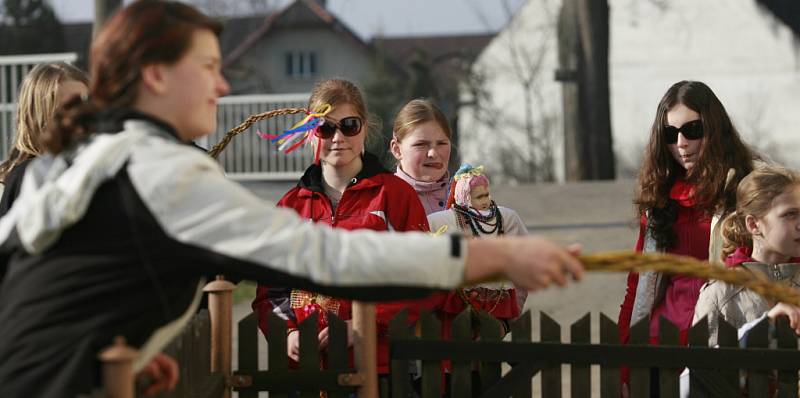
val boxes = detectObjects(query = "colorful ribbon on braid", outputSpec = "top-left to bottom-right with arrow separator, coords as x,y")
257,104 -> 333,160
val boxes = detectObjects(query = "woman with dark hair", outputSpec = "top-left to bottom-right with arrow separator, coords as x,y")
0,1 -> 582,396
617,80 -> 757,393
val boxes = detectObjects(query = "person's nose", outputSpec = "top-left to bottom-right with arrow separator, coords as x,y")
331,128 -> 346,142
216,73 -> 230,97
676,132 -> 690,148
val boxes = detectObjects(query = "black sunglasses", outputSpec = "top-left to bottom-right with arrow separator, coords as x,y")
315,116 -> 363,139
663,119 -> 703,144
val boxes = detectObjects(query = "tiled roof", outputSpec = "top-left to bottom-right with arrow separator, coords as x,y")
223,0 -> 372,69
371,33 -> 495,67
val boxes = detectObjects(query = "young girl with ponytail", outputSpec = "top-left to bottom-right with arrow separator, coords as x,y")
693,165 -> 800,346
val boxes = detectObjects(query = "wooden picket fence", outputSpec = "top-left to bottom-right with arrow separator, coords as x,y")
93,310 -> 224,398
229,308 -> 800,397
146,310 -> 225,397
387,310 -> 800,397
235,311 -> 361,398
99,279 -> 800,397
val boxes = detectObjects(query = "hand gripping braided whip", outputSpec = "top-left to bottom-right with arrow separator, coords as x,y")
580,251 -> 800,306
207,108 -> 309,159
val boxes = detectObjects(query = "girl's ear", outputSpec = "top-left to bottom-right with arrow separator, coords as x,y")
140,64 -> 169,96
389,137 -> 402,161
745,214 -> 761,237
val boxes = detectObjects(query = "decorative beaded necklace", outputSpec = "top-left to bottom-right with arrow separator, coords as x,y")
453,200 -> 507,315
453,201 -> 504,237
457,286 -> 510,315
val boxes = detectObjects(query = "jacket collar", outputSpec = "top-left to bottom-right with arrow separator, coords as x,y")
297,152 -> 388,194
394,166 -> 450,194
96,108 -> 183,143
741,262 -> 800,287
725,246 -> 754,267
726,247 -> 800,282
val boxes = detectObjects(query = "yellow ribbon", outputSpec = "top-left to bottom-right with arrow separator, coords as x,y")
430,225 -> 449,236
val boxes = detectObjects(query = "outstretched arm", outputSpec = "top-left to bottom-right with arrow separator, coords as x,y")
131,146 -> 583,298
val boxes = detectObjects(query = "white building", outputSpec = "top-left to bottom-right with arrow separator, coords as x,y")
459,0 -> 800,182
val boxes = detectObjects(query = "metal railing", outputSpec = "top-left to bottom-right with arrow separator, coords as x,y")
210,93 -> 312,181
1,54 -> 310,180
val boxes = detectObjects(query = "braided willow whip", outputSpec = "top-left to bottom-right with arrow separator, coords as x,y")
207,108 -> 308,159
207,109 -> 800,307
580,251 -> 800,307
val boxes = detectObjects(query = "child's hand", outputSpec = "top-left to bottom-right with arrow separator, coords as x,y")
287,329 -> 300,361
318,320 -> 354,350
767,302 -> 800,335
138,353 -> 179,396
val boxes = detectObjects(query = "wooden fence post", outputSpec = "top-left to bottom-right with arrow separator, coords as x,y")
204,275 -> 236,398
352,301 -> 378,398
99,336 -> 138,398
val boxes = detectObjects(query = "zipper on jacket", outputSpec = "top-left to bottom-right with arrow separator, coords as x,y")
331,190 -> 343,224
330,177 -> 357,225
771,264 -> 781,280
326,194 -> 337,225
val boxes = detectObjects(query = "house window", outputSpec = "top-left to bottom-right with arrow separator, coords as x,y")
285,51 -> 318,78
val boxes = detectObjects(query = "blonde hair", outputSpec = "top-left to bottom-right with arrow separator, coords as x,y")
0,62 -> 88,182
392,98 -> 452,142
720,165 -> 800,261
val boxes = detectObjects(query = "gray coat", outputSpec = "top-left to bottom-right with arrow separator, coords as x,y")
692,262 -> 800,346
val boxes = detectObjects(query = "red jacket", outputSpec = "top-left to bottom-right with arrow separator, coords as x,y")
252,153 -> 443,373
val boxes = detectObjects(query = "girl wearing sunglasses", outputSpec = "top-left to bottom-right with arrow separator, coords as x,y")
617,80 -> 757,395
253,79 -> 443,390
390,99 -> 453,215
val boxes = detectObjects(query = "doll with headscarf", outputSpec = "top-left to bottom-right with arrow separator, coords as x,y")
428,164 -> 528,334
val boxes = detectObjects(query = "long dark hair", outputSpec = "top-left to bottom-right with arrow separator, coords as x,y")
634,81 -> 756,250
42,0 -> 221,154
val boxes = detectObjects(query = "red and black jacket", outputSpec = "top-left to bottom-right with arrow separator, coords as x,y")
253,153 -> 444,373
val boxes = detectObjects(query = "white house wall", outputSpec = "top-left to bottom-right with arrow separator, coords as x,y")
460,0 -> 800,182
458,0 -> 564,183
611,0 -> 800,175
233,28 -> 375,94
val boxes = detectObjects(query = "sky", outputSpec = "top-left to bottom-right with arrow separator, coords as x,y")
48,0 -> 528,40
